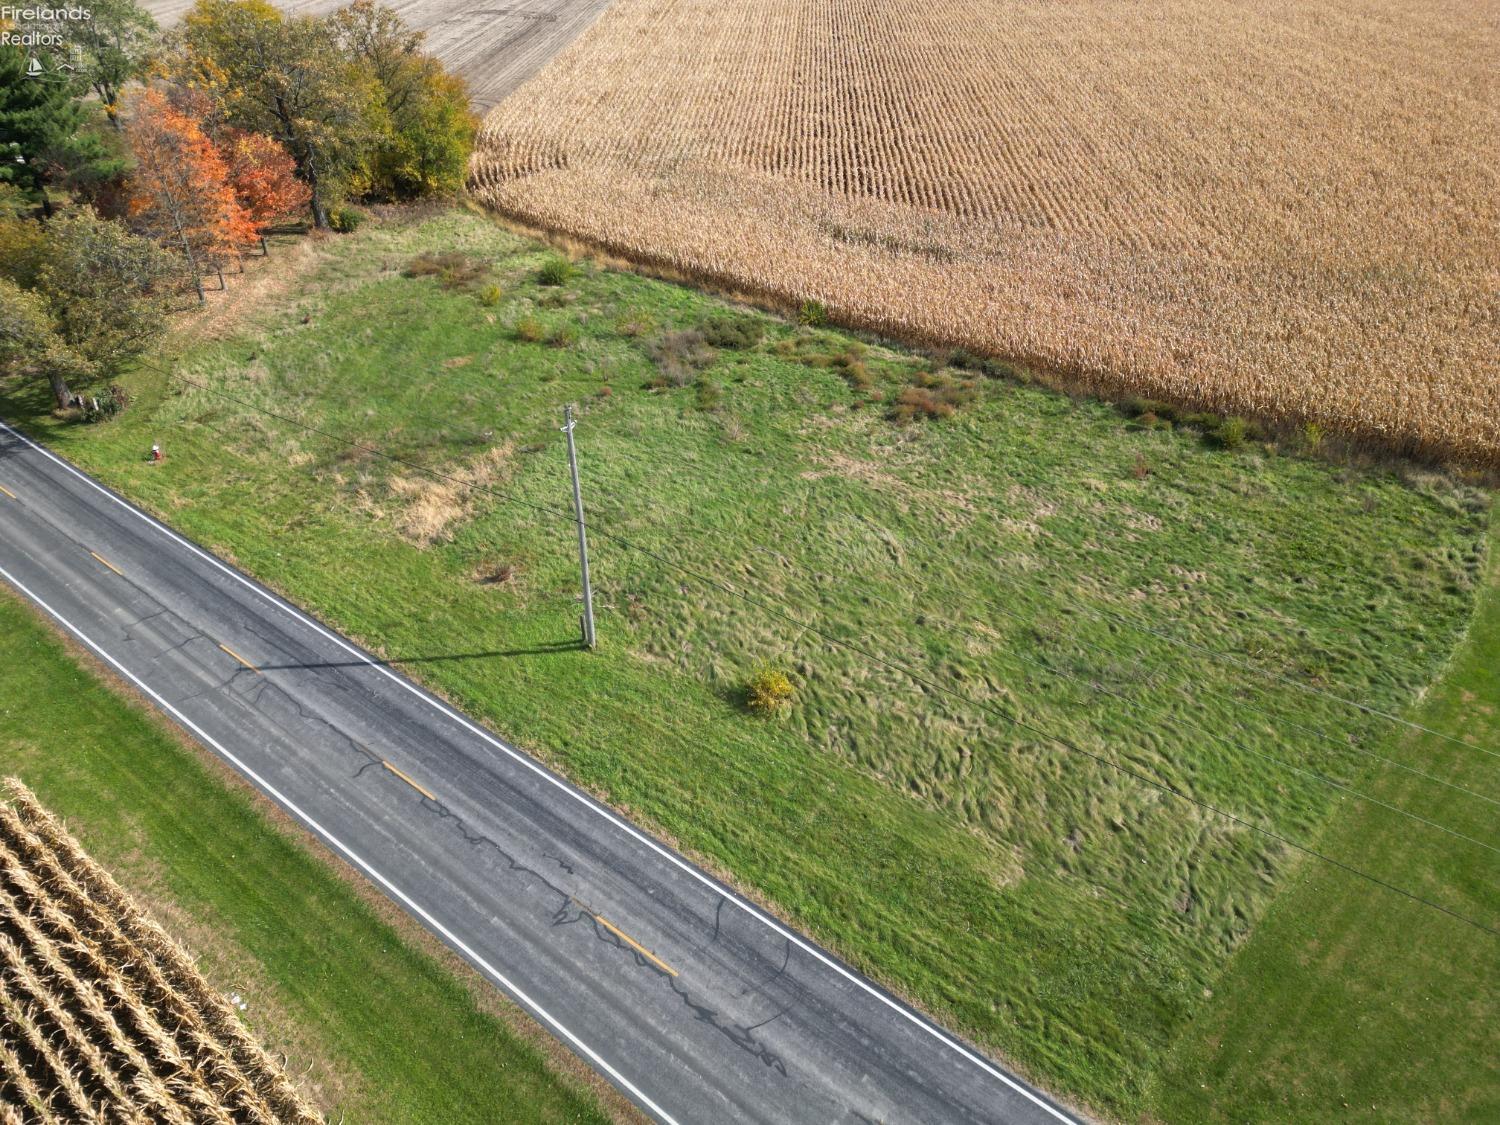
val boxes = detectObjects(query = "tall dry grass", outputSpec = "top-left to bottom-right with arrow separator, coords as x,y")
471,0 -> 1500,465
0,779 -> 322,1124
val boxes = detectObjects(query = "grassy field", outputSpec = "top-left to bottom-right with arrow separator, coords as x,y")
1152,519 -> 1500,1122
1,206 -> 1492,1117
0,588 -> 612,1124
473,0 -> 1499,465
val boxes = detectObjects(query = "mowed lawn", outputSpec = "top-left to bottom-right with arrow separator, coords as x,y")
0,590 -> 612,1123
1153,519 -> 1500,1122
1,206 -> 1492,1117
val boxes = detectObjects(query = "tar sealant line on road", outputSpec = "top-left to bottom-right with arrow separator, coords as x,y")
0,560 -> 683,1125
0,418 -> 1081,1125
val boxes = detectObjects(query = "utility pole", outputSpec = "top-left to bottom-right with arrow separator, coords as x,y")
562,404 -> 596,649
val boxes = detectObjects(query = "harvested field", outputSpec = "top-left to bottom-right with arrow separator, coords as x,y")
472,0 -> 1500,465
140,0 -> 613,109
0,779 -> 322,1124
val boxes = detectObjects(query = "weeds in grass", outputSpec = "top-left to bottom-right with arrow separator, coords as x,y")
405,252 -> 491,292
538,256 -> 574,286
890,369 -> 978,422
745,666 -> 795,715
514,316 -> 544,343
700,314 -> 764,350
646,329 -> 716,387
696,378 -> 724,411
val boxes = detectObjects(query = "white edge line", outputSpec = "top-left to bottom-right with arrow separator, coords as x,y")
0,419 -> 1077,1124
0,562 -> 681,1125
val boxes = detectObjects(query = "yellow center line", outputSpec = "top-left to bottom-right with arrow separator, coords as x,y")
382,760 -> 436,801
0,485 -> 15,499
217,642 -> 261,673
89,551 -> 124,577
573,897 -> 679,977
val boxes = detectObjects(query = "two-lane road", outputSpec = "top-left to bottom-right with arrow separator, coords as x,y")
0,419 -> 1080,1125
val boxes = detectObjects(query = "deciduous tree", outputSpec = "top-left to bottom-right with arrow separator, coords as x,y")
29,210 -> 173,407
32,0 -> 159,126
177,0 -> 376,228
332,1 -> 476,199
122,87 -> 256,300
221,128 -> 310,251
0,279 -> 73,407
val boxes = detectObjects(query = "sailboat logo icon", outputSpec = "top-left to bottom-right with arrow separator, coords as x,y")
25,57 -> 44,77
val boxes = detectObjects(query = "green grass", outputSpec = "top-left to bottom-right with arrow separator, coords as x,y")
1151,517 -> 1500,1122
2,205 -> 1492,1117
0,590 -> 609,1124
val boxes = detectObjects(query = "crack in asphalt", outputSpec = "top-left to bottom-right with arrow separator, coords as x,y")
92,561 -> 798,1084
417,789 -> 792,1079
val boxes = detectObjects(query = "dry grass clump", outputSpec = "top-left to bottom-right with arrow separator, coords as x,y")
471,0 -> 1500,466
0,778 -> 322,1124
403,251 -> 491,292
384,443 -> 516,546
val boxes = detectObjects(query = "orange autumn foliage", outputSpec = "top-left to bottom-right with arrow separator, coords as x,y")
221,128 -> 311,233
123,88 -> 257,288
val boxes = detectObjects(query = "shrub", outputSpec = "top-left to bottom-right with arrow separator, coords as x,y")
745,665 -> 794,715
477,283 -> 502,306
1216,416 -> 1248,449
548,324 -> 579,348
696,378 -> 723,411
328,206 -> 364,233
514,315 -> 544,342
82,385 -> 128,423
1301,420 -> 1325,452
646,329 -> 716,387
1125,396 -> 1177,422
797,299 -> 828,326
537,255 -> 573,286
1180,411 -> 1222,432
700,314 -> 764,350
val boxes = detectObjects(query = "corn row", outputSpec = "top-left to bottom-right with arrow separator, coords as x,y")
471,0 -> 1500,466
0,929 -> 132,1122
0,782 -> 324,1123
3,785 -> 316,1123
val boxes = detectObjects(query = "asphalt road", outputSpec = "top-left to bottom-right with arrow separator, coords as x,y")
0,420 -> 1082,1125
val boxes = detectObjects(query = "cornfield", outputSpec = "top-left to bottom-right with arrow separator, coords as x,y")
0,779 -> 322,1124
471,0 -> 1500,465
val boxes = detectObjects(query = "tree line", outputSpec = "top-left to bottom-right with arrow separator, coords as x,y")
1,0 -> 477,410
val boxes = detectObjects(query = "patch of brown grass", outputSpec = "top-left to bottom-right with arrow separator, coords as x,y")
385,442 -> 516,546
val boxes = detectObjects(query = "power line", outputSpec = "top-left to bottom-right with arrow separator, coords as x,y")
154,367 -> 1500,937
